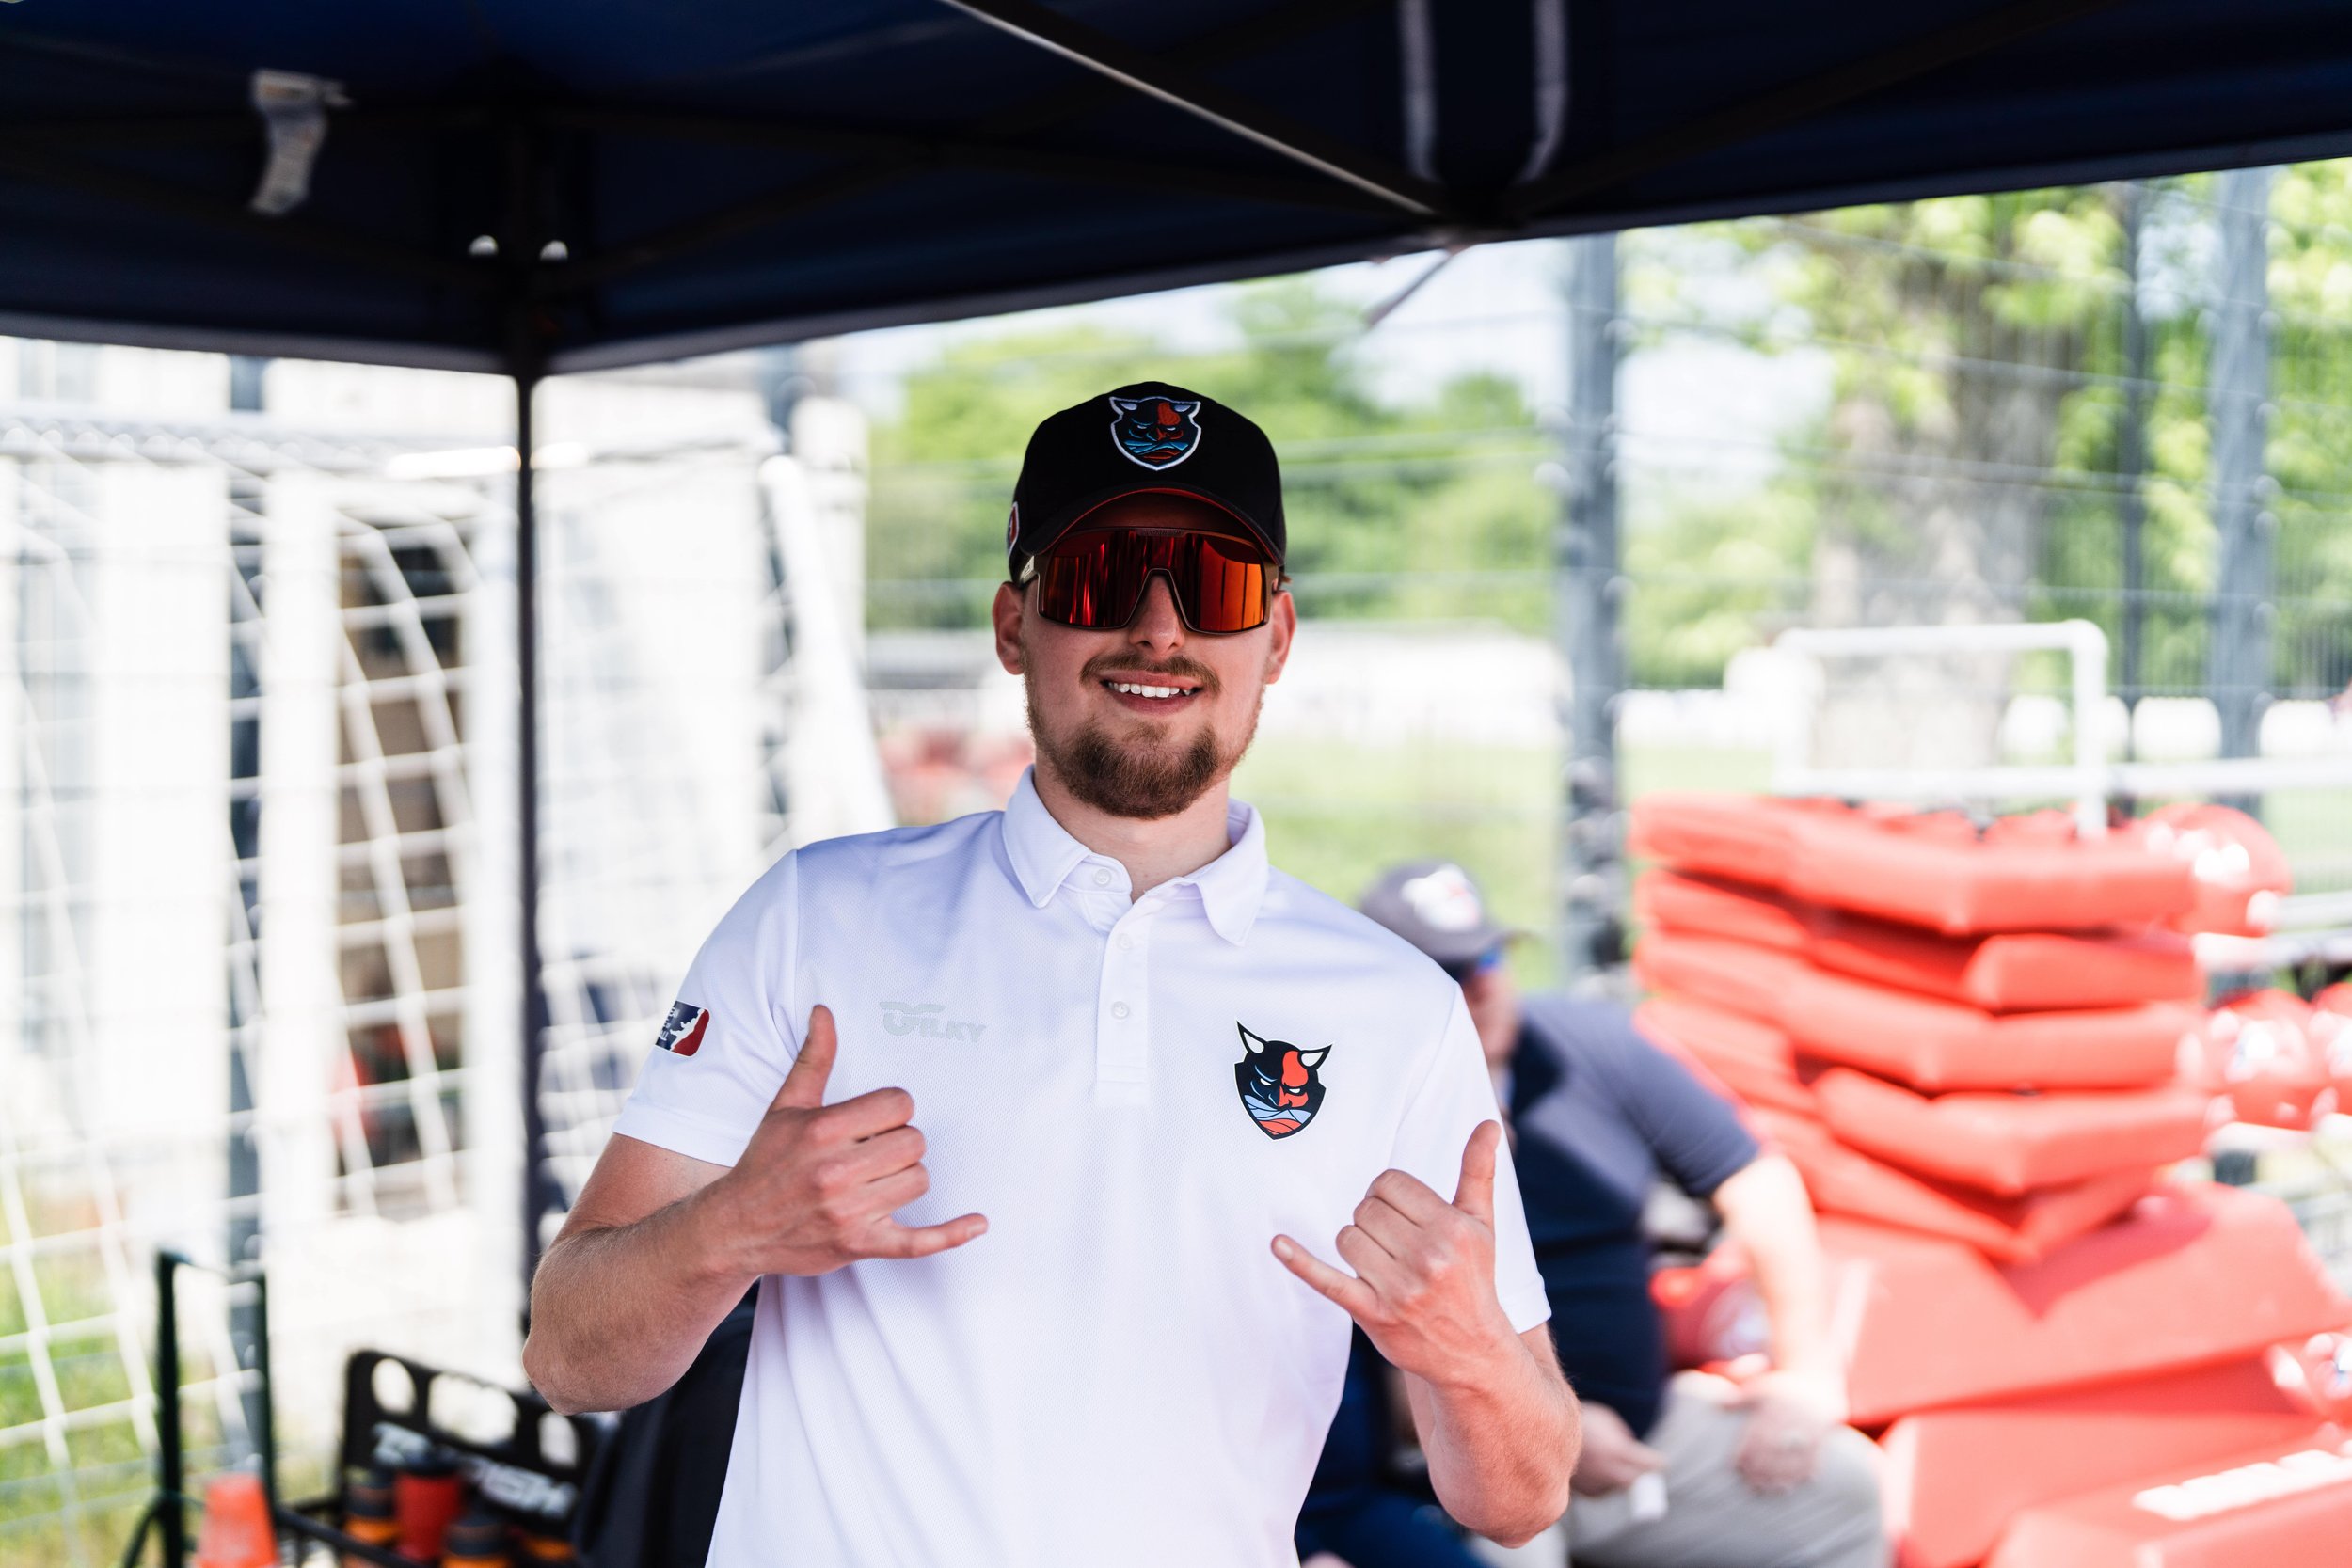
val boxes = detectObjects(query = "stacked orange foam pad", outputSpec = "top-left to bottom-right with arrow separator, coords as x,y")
1629,795 -> 2352,1568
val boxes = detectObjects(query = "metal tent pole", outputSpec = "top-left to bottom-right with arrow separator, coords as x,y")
1558,232 -> 1625,981
2206,166 -> 2274,816
504,104 -> 559,1326
516,365 -> 551,1318
2116,181 -> 2149,743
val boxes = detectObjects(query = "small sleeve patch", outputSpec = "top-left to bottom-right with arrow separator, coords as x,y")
656,1001 -> 711,1056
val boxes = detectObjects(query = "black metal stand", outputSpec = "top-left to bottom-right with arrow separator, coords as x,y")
131,1249 -> 603,1567
132,1251 -> 345,1568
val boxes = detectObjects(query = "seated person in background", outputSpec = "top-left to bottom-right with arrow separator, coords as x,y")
1360,862 -> 1888,1568
1297,1330 -> 1487,1568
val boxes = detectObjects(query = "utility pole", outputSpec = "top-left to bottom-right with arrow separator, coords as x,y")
2115,182 -> 2150,746
2206,166 -> 2274,815
1558,233 -> 1625,982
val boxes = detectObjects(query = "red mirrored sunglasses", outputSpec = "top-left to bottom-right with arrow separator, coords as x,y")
1021,526 -> 1279,635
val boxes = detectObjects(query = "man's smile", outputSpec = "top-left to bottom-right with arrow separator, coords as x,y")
1096,670 -> 1207,712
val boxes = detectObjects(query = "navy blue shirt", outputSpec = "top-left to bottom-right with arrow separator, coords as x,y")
1506,994 -> 1759,1437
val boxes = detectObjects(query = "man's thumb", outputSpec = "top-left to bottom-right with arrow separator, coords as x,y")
773,1005 -> 837,1110
1454,1119 -> 1501,1222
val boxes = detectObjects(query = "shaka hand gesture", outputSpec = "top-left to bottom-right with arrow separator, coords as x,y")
1272,1120 -> 1520,1386
706,1004 -> 987,1278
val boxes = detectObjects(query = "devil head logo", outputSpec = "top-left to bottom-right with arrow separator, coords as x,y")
1107,394 -> 1203,469
1234,1023 -> 1329,1139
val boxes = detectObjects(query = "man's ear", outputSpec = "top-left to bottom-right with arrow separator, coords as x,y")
1260,587 -> 1298,686
993,580 -> 1025,675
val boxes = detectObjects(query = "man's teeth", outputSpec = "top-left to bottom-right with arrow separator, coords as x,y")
1109,681 -> 1191,699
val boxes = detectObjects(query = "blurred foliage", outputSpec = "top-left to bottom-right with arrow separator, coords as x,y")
870,166 -> 2352,697
1687,167 -> 2352,700
866,277 -> 1550,632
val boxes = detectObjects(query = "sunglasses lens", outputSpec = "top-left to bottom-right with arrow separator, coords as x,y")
1031,533 -> 1142,629
1179,534 -> 1273,633
1442,946 -> 1504,983
1032,528 -> 1271,633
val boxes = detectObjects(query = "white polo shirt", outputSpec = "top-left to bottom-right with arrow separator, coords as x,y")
613,768 -> 1549,1568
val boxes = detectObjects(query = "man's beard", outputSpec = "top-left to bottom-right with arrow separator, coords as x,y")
1025,651 -> 1263,820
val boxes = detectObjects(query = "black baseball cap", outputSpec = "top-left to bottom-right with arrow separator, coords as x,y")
1359,860 -> 1519,970
1006,381 -> 1286,577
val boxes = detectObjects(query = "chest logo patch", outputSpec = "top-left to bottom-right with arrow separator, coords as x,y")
1235,1023 -> 1329,1139
655,1001 -> 710,1057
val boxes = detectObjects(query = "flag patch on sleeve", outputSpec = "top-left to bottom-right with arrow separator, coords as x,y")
655,1001 -> 711,1057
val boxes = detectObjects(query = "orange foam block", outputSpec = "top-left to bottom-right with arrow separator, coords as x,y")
1985,1430 -> 2352,1568
1635,995 -> 1821,1117
1814,1068 -> 2210,1196
1636,865 -> 2201,1012
1637,930 -> 2190,1091
1882,1359 -> 2320,1568
1754,1107 -> 2150,1265
1633,928 -> 1804,1024
1811,917 -> 2201,1014
1634,868 -> 1812,953
1825,1182 -> 2351,1426
1629,794 -> 2196,933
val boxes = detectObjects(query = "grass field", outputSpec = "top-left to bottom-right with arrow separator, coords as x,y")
1233,740 -> 1776,990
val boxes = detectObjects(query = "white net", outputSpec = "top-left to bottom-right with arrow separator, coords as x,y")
0,343 -> 818,1565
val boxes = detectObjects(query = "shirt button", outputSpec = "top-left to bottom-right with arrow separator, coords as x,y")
1117,932 -> 1136,950
1111,1001 -> 1131,1020
1092,867 -> 1114,888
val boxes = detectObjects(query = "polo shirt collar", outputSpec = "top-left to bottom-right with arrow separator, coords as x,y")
1001,767 -> 1267,945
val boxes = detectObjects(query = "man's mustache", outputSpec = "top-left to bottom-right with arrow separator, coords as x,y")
1079,651 -> 1221,695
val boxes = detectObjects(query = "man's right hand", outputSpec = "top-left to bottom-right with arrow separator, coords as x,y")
1569,1401 -> 1665,1496
695,1004 -> 987,1276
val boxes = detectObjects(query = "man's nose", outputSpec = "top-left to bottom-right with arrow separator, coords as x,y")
1128,574 -> 1186,651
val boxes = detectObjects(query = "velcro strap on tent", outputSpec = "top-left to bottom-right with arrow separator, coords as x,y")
250,69 -> 349,216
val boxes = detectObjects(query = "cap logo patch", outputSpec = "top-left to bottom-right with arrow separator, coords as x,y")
1235,1022 -> 1328,1139
1107,394 -> 1203,469
1402,864 -> 1485,933
655,1001 -> 710,1056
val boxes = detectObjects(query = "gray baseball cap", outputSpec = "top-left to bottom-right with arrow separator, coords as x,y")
1359,859 -> 1518,970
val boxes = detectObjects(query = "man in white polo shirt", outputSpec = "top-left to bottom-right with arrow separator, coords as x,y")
522,382 -> 1580,1567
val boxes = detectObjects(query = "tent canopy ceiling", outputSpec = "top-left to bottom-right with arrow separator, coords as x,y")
7,0 -> 2352,373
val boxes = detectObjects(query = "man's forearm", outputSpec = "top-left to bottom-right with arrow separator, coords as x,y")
522,1187 -> 753,1414
1410,1332 -> 1580,1547
1716,1155 -> 1838,1377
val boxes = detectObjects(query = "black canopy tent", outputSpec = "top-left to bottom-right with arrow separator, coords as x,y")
13,0 -> 2352,370
11,0 -> 2352,1301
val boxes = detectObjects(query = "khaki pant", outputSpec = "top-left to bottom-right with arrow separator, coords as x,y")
1471,1373 -> 1888,1568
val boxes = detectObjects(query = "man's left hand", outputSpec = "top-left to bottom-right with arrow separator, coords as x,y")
1727,1369 -> 1843,1493
1272,1120 -> 1520,1388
